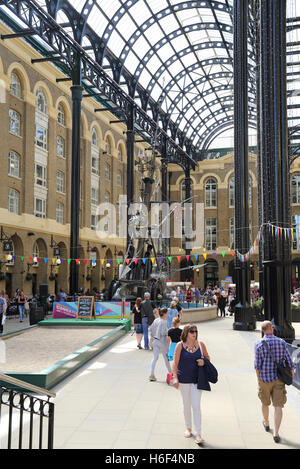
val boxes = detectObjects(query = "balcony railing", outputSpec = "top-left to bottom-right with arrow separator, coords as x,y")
0,373 -> 55,450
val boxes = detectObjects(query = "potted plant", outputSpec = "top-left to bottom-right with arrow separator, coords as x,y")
251,299 -> 264,321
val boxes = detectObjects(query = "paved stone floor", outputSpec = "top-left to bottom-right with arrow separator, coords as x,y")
1,316 -> 300,450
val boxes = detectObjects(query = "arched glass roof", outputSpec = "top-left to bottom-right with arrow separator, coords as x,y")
31,0 -> 244,150
1,0 -> 300,154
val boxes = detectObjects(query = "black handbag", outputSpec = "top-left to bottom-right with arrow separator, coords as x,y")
262,341 -> 293,386
197,343 -> 218,391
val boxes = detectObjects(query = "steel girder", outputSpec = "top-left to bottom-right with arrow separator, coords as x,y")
0,0 -> 197,169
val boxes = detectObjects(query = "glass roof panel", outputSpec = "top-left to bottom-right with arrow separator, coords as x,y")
7,0 -> 300,151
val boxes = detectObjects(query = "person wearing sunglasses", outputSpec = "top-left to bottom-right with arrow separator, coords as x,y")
172,324 -> 210,446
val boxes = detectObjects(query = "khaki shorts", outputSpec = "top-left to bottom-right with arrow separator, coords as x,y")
258,379 -> 287,408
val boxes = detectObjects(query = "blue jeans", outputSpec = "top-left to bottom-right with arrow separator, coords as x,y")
142,317 -> 149,349
18,305 -> 25,321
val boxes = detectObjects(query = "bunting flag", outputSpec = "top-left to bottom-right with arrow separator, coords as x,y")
3,222 -> 295,268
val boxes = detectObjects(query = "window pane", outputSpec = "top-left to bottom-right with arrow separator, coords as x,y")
8,188 -> 19,214
8,151 -> 20,177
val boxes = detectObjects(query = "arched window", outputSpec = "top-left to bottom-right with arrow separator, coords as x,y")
57,104 -> 65,125
10,72 -> 22,98
291,175 -> 300,204
92,127 -> 98,146
205,178 -> 217,207
36,88 -> 47,114
9,109 -> 21,136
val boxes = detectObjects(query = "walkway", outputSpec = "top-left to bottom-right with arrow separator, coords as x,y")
1,316 -> 300,449
50,317 -> 300,450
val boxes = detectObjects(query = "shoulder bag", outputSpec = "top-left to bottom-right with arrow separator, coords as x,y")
262,340 -> 293,386
197,342 -> 218,391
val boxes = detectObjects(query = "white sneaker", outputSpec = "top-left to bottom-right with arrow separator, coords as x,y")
149,375 -> 157,381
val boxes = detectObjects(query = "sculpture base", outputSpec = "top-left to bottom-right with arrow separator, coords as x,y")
233,303 -> 256,331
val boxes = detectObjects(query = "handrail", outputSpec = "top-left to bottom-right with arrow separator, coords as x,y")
0,373 -> 56,399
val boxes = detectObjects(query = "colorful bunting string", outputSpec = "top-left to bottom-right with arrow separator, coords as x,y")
1,222 -> 294,267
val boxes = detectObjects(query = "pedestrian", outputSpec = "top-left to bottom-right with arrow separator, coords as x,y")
0,291 -> 7,334
173,296 -> 183,317
167,301 -> 180,329
17,290 -> 26,322
131,297 -> 143,349
172,324 -> 210,446
59,288 -> 67,302
217,292 -> 227,318
149,308 -> 172,382
167,316 -> 182,361
186,287 -> 193,305
140,291 -> 154,350
254,320 -> 295,443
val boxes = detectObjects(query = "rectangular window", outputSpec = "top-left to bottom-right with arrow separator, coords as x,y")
91,154 -> 99,175
56,136 -> 65,158
34,197 -> 46,218
56,202 -> 64,224
35,124 -> 48,150
91,187 -> 99,205
35,163 -> 47,187
205,217 -> 217,251
56,171 -> 65,193
293,215 -> 300,250
105,164 -> 110,180
8,188 -> 19,214
91,214 -> 97,231
8,151 -> 20,178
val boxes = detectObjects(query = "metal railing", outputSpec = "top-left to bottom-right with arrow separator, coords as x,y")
0,373 -> 55,449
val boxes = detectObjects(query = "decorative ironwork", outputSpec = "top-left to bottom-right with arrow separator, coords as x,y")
0,385 -> 55,449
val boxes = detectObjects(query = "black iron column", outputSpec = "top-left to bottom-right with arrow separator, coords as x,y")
254,0 -> 264,296
259,0 -> 294,340
233,0 -> 255,330
126,103 -> 135,250
69,58 -> 83,295
184,164 -> 192,259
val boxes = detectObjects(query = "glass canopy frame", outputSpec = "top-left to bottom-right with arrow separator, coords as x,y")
1,0 -> 300,155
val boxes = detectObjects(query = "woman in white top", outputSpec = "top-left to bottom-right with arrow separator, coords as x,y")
149,308 -> 172,382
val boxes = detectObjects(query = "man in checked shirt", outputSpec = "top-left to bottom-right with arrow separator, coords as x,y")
254,320 -> 295,443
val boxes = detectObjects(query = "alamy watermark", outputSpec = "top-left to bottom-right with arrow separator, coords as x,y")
94,196 -> 204,249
